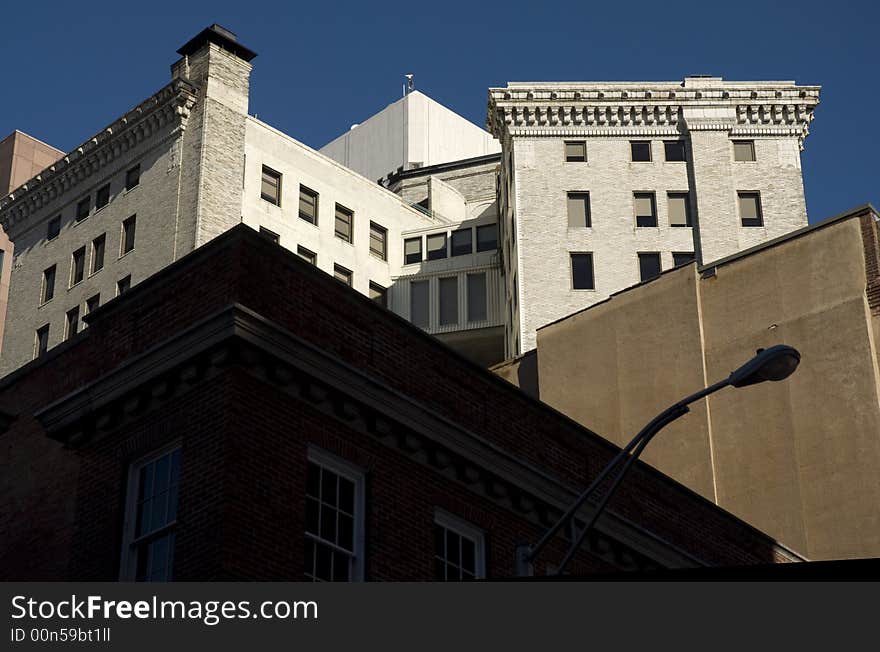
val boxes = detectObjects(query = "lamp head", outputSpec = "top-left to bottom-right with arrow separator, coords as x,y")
729,345 -> 801,388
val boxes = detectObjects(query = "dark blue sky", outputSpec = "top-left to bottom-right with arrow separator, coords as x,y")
2,0 -> 876,221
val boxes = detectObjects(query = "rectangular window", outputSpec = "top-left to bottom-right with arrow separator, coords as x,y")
738,191 -> 763,227
299,185 -> 318,224
120,446 -> 181,581
76,196 -> 90,222
65,306 -> 79,340
117,275 -> 131,296
634,192 -> 657,227
467,272 -> 487,323
638,252 -> 662,282
125,164 -> 141,191
334,204 -> 353,243
369,222 -> 387,260
426,233 -> 447,261
95,183 -> 111,210
333,264 -> 353,286
261,166 -> 281,206
567,192 -> 591,228
86,293 -> 101,316
304,451 -> 364,581
70,247 -> 86,287
564,141 -> 587,162
410,280 -> 429,327
476,224 -> 498,252
297,246 -> 317,266
664,141 -> 686,162
571,253 -> 595,290
47,216 -> 61,241
35,324 -> 49,358
259,226 -> 280,244
434,512 -> 485,581
121,215 -> 137,255
630,141 -> 652,162
91,234 -> 106,274
439,277 -> 458,326
451,228 -> 472,257
733,140 -> 756,162
369,282 -> 387,308
404,237 -> 422,265
673,252 -> 695,267
667,192 -> 691,227
41,265 -> 56,304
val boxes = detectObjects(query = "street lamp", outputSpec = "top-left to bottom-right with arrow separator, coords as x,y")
516,345 -> 801,576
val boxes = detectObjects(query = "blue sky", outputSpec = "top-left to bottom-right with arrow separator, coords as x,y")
2,0 -> 876,221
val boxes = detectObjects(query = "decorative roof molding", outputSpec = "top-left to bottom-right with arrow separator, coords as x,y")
0,79 -> 199,231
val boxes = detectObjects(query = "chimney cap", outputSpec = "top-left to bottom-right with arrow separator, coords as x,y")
177,24 -> 257,62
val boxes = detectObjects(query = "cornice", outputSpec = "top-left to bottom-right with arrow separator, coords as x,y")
0,79 -> 199,231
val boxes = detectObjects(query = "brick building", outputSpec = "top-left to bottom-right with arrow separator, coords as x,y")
0,225 -> 801,581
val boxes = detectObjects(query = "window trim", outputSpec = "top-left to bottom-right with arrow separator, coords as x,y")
663,140 -> 687,162
369,221 -> 387,261
34,324 -> 49,359
298,184 -> 319,225
733,140 -> 756,162
369,281 -> 388,308
260,165 -> 282,206
404,237 -> 423,265
630,140 -> 652,162
259,226 -> 280,244
125,164 -> 141,192
738,191 -> 764,227
666,191 -> 692,228
65,306 -> 80,341
426,232 -> 448,261
638,251 -> 663,282
672,252 -> 696,267
95,183 -> 111,211
70,246 -> 86,288
566,191 -> 591,228
475,223 -> 498,253
47,216 -> 61,241
633,191 -> 658,228
563,140 -> 587,163
41,265 -> 57,305
334,204 -> 354,244
75,196 -> 91,223
333,264 -> 353,286
120,215 -> 137,257
570,252 -> 596,291
450,228 -> 473,257
434,509 -> 486,580
117,275 -> 132,296
90,234 -> 106,275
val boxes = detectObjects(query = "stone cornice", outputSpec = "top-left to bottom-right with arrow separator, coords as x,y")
0,79 -> 199,232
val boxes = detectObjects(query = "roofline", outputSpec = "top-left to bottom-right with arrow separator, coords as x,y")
385,152 -> 502,185
176,24 -> 257,62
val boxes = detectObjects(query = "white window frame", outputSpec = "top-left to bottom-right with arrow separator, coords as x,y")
434,509 -> 486,580
119,442 -> 182,581
305,446 -> 366,581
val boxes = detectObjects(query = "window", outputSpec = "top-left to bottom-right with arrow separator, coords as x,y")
95,183 -> 110,210
426,233 -> 447,261
86,293 -> 101,316
673,252 -> 695,267
634,192 -> 657,227
334,204 -> 353,243
41,265 -> 56,304
439,277 -> 458,326
121,215 -> 137,255
333,264 -> 352,286
638,252 -> 662,281
733,140 -> 756,162
91,234 -> 106,274
467,272 -> 487,323
259,226 -> 280,243
564,141 -> 587,162
120,446 -> 181,581
369,282 -> 387,308
47,216 -> 61,240
117,275 -> 131,296
410,280 -> 429,327
304,450 -> 364,581
476,224 -> 498,252
664,141 -> 686,162
70,247 -> 85,287
65,306 -> 79,341
404,237 -> 422,265
434,512 -> 485,581
570,253 -> 595,290
297,246 -> 317,265
299,185 -> 318,224
630,141 -> 651,162
451,229 -> 472,257
125,164 -> 141,191
738,192 -> 763,227
369,222 -> 387,260
667,192 -> 691,227
261,166 -> 281,206
75,196 -> 90,222
34,324 -> 49,358
567,192 -> 591,228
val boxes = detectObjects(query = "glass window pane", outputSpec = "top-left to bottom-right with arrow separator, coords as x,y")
467,273 -> 487,323
565,141 -> 586,162
571,253 -> 594,290
439,277 -> 458,326
740,195 -> 758,219
446,529 -> 460,566
639,253 -> 662,281
338,513 -> 354,550
333,551 -> 350,581
404,238 -> 422,264
567,193 -> 590,227
476,224 -> 498,252
461,538 -> 476,573
631,141 -> 651,161
734,141 -> 755,162
668,194 -> 689,226
305,497 -> 320,534
315,543 -> 333,581
664,141 -> 686,161
451,229 -> 472,256
411,281 -> 429,327
427,233 -> 447,260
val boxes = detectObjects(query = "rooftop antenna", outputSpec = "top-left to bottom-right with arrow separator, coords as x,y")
404,73 -> 414,97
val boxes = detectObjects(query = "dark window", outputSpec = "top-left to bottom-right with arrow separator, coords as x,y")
47,216 -> 61,240
125,164 -> 141,191
630,141 -> 652,162
467,273 -> 487,323
571,253 -> 595,290
638,252 -> 662,281
261,166 -> 281,205
664,141 -> 686,162
35,324 -> 49,358
567,192 -> 591,228
95,183 -> 111,210
121,216 -> 137,254
673,252 -> 696,267
65,306 -> 79,340
91,234 -> 106,273
564,141 -> 587,162
667,192 -> 691,227
451,229 -> 473,256
76,197 -> 90,222
334,205 -> 353,243
426,233 -> 447,261
299,185 -> 318,224
129,448 -> 181,581
333,264 -> 352,286
733,141 -> 756,162
410,280 -> 429,327
86,293 -> 101,315
739,192 -> 763,227
476,224 -> 498,252
304,460 -> 360,582
434,521 -> 483,581
42,265 -> 56,304
369,222 -> 387,260
117,275 -> 131,296
404,237 -> 422,265
259,226 -> 280,243
297,246 -> 317,265
369,282 -> 387,308
71,247 -> 85,286
439,277 -> 458,326
634,192 -> 657,227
